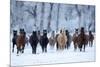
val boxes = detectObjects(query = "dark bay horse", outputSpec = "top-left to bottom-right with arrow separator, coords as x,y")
77,27 -> 88,52
16,29 -> 26,55
88,31 -> 94,47
29,31 -> 38,54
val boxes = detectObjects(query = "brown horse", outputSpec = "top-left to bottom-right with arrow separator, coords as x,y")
72,29 -> 79,51
88,31 -> 94,47
49,31 -> 56,48
77,27 -> 88,52
57,29 -> 67,50
16,31 -> 26,55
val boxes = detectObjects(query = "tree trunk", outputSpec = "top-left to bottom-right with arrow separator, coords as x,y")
40,3 -> 44,32
56,4 -> 60,32
47,3 -> 53,33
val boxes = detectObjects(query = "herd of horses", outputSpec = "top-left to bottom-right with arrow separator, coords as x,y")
11,27 -> 94,55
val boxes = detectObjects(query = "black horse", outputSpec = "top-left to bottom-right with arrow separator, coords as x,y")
40,30 -> 49,53
65,30 -> 72,49
29,31 -> 38,54
12,30 -> 17,53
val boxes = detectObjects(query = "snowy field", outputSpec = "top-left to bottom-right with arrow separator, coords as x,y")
10,35 -> 96,66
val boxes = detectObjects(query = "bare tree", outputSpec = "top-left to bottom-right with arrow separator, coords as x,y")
75,5 -> 81,30
47,3 -> 53,33
40,3 -> 45,31
56,4 -> 60,32
88,6 -> 95,32
25,4 -> 37,30
16,1 -> 24,28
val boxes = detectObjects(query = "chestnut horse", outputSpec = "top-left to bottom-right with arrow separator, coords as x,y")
57,29 -> 67,50
16,30 -> 26,55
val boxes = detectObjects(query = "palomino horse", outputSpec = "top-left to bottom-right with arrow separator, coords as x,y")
57,29 -> 67,50
49,31 -> 56,49
72,29 -> 79,51
16,29 -> 26,55
77,27 -> 88,52
88,31 -> 94,47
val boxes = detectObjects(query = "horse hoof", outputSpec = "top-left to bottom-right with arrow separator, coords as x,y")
22,51 -> 24,53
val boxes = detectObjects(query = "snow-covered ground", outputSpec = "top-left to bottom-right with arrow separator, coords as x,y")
10,37 -> 96,66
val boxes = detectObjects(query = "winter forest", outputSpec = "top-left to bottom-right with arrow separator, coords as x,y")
10,0 -> 95,33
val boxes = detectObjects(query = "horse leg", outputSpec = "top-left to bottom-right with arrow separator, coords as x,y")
41,45 -> 44,53
44,45 -> 47,53
17,47 -> 20,54
65,42 -> 67,49
12,43 -> 15,53
74,43 -> 77,51
22,46 -> 25,53
56,42 -> 59,50
31,45 -> 34,54
74,45 -> 77,51
22,45 -> 25,53
89,41 -> 90,47
33,45 -> 37,54
79,44 -> 82,52
61,45 -> 63,50
83,44 -> 85,52
91,41 -> 93,47
67,42 -> 70,49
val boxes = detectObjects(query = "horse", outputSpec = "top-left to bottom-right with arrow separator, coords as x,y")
55,34 -> 59,50
12,30 -> 17,53
25,36 -> 29,46
40,30 -> 49,53
88,31 -> 94,47
65,30 -> 72,49
29,31 -> 38,54
72,29 -> 79,51
77,27 -> 88,52
37,30 -> 41,43
49,31 -> 56,49
57,29 -> 67,50
16,29 -> 26,55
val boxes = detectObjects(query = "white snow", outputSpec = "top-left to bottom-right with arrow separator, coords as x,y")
11,39 -> 96,66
